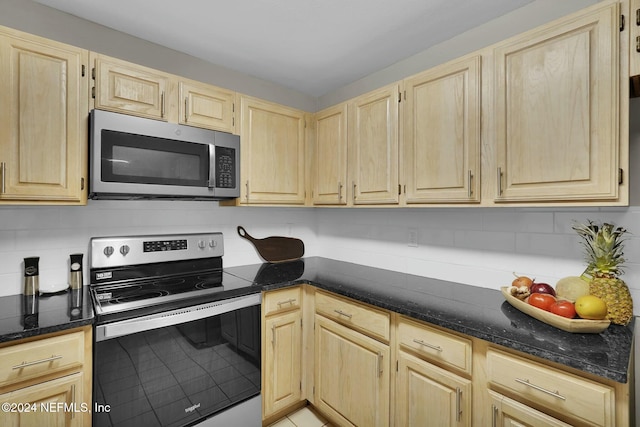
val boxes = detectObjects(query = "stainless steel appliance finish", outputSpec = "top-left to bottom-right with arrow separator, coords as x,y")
90,109 -> 240,200
90,232 -> 261,427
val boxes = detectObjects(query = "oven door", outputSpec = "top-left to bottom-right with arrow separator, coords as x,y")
93,293 -> 261,427
90,109 -> 222,199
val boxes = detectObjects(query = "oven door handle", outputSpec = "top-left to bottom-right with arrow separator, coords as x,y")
95,293 -> 261,341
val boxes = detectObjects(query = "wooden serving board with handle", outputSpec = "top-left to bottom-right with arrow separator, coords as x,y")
237,226 -> 305,263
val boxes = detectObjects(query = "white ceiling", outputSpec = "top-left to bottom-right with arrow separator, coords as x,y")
34,0 -> 533,97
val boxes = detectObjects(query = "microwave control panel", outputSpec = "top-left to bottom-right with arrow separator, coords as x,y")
215,147 -> 236,189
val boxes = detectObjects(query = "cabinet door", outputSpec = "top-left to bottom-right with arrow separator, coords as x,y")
396,351 -> 471,427
240,96 -> 306,204
494,2 -> 620,202
179,80 -> 235,133
313,103 -> 348,205
314,315 -> 389,427
349,83 -> 399,205
403,55 -> 481,204
0,372 -> 83,427
263,310 -> 303,418
489,390 -> 572,427
93,54 -> 168,120
631,0 -> 640,79
0,31 -> 88,204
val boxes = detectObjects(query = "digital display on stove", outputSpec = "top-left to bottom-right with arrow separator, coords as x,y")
143,239 -> 188,252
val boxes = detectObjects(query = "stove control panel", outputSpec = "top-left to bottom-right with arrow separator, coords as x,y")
144,239 -> 188,252
90,232 -> 224,269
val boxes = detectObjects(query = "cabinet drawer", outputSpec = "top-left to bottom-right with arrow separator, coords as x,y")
0,331 -> 84,389
315,291 -> 390,342
486,349 -> 615,427
263,287 -> 302,316
397,316 -> 472,374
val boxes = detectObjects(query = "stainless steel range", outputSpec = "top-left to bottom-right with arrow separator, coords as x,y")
90,232 -> 261,427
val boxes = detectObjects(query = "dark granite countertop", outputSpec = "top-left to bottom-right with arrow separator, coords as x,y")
0,257 -> 632,384
225,257 -> 634,383
0,287 -> 94,343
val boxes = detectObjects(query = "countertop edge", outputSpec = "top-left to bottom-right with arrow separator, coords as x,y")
0,318 -> 94,344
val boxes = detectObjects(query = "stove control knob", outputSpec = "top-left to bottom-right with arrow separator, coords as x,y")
198,240 -> 206,249
209,239 -> 217,248
103,246 -> 114,257
120,245 -> 130,256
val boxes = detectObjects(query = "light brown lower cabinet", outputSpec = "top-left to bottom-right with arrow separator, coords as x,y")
485,348 -> 616,427
262,287 -> 304,421
0,326 -> 92,427
314,314 -> 390,427
0,373 -> 84,427
263,310 -> 303,417
261,286 -> 632,427
396,351 -> 471,427
488,390 -> 573,427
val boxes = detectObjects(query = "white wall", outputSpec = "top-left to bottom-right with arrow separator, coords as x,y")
316,206 -> 640,309
0,0 -> 316,112
0,202 -> 317,296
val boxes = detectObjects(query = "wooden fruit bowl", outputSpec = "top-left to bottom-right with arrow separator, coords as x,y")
501,287 -> 610,333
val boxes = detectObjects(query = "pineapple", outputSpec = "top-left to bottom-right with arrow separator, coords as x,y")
572,220 -> 633,325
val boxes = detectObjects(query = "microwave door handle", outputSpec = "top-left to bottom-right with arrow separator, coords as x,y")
208,144 -> 216,189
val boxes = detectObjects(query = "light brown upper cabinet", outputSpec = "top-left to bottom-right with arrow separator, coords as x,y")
630,0 -> 640,80
237,95 -> 306,204
178,79 -> 236,133
92,54 -> 237,133
313,103 -> 348,205
92,53 -> 169,121
493,1 -> 622,203
349,83 -> 400,205
403,55 -> 481,204
0,26 -> 88,205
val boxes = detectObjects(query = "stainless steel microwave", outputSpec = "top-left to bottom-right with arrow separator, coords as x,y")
89,109 -> 240,200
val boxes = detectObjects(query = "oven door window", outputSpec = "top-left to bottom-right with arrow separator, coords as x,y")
101,129 -> 209,187
93,305 -> 261,427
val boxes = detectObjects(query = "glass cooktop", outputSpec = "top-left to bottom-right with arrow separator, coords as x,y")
91,270 -> 256,318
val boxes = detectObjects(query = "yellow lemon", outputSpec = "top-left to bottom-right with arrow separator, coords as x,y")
575,295 -> 608,320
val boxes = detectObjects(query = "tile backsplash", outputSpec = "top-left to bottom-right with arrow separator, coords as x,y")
1,201 -> 639,316
0,201 -> 317,296
316,207 -> 640,316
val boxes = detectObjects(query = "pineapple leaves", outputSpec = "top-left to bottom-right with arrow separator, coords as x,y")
572,220 -> 628,278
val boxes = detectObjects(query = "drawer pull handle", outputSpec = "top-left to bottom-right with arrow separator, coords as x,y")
412,338 -> 443,352
491,404 -> 498,427
12,354 -> 63,370
277,298 -> 297,307
377,351 -> 383,377
515,378 -> 566,400
334,309 -> 352,319
455,387 -> 462,422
